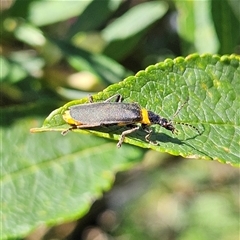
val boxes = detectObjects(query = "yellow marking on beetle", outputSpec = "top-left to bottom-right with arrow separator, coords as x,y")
62,110 -> 82,125
140,108 -> 151,125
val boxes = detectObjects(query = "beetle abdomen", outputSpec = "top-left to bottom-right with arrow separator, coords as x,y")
68,102 -> 142,125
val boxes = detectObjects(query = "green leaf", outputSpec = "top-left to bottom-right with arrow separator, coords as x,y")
1,105 -> 143,239
211,0 -> 240,54
66,0 -> 121,38
175,0 -> 219,54
0,56 -> 27,83
32,54 -> 240,166
50,38 -> 131,85
102,1 -> 168,60
0,56 -> 9,81
14,22 -> 45,47
228,0 -> 240,21
28,0 -> 92,26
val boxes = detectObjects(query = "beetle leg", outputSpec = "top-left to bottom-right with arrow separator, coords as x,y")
117,125 -> 139,148
115,94 -> 123,102
61,126 -> 76,135
104,94 -> 123,103
142,124 -> 158,145
88,94 -> 123,104
88,95 -> 94,103
61,129 -> 69,135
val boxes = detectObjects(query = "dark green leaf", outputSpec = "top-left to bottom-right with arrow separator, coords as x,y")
102,1 -> 168,60
175,0 -> 218,54
1,105 -> 143,239
66,0 -> 121,38
211,0 -> 240,54
28,1 -> 92,26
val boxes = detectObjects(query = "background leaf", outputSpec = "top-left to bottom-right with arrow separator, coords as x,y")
48,38 -> 131,86
211,0 -> 240,54
175,0 -> 219,54
66,0 -> 122,38
1,105 -> 144,239
28,1 -> 92,26
34,54 -> 240,166
102,1 -> 168,60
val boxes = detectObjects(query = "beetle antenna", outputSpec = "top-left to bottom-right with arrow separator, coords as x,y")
175,122 -> 201,135
171,98 -> 189,121
170,98 -> 201,135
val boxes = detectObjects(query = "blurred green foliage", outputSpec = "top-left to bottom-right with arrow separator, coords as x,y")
1,0 -> 239,239
1,0 -> 239,106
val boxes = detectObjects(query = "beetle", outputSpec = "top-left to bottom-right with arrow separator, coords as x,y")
61,94 -> 198,147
